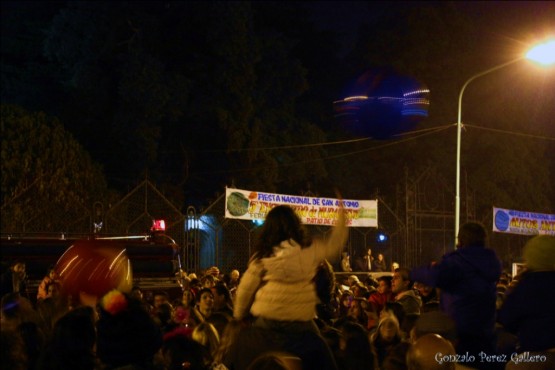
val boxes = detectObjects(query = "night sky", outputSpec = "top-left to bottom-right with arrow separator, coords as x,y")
1,1 -> 554,214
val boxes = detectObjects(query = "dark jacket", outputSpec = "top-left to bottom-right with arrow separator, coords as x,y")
410,245 -> 502,336
498,270 -> 555,352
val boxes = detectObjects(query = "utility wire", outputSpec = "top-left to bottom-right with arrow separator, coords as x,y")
199,124 -> 452,153
194,125 -> 452,175
464,124 -> 555,141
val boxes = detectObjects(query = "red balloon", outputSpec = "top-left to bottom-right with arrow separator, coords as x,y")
55,240 -> 133,302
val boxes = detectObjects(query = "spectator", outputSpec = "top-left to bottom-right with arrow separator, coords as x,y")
45,282 -> 62,300
391,262 -> 400,272
1,329 -> 28,370
36,305 -> 100,370
17,321 -> 44,370
211,282 -> 233,318
313,260 -> 337,325
233,199 -> 348,370
155,302 -> 177,334
341,252 -> 352,272
193,287 -> 215,323
96,290 -> 163,370
201,274 -> 216,289
181,288 -> 196,309
229,269 -> 240,288
337,290 -> 354,319
247,351 -> 303,370
213,319 -> 243,367
406,333 -> 456,370
206,312 -> 231,342
363,275 -> 379,295
498,235 -> 555,370
410,222 -> 502,370
228,269 -> 241,301
173,289 -> 198,329
374,253 -> 387,272
363,248 -> 375,272
413,281 -> 439,312
346,274 -> 360,288
192,321 -> 220,367
36,266 -> 60,301
392,268 -> 421,317
345,297 -> 369,327
130,285 -> 154,313
370,311 -> 405,370
153,291 -> 170,310
1,260 -> 28,299
410,310 -> 458,345
1,293 -> 39,331
160,330 -> 207,370
369,276 -> 395,314
351,281 -> 368,298
333,320 -> 376,370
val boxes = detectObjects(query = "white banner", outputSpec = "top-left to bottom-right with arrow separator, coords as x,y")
493,207 -> 555,236
225,187 -> 378,227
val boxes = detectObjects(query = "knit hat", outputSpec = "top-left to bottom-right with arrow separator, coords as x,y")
523,235 -> 555,271
96,290 -> 162,367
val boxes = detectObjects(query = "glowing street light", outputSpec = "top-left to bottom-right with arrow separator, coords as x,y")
454,38 -> 555,247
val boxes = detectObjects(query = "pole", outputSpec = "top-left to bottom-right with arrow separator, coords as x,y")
455,58 -> 522,247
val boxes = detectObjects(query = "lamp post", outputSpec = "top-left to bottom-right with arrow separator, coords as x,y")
454,39 -> 555,247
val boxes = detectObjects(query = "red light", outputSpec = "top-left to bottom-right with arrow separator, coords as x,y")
152,219 -> 166,232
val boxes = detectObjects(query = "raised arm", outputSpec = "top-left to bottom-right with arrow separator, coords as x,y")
318,195 -> 348,262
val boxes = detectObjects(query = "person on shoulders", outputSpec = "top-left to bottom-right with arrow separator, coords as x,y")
233,194 -> 348,370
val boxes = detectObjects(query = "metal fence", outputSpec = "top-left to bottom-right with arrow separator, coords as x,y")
190,192 -> 407,275
2,168 -> 530,276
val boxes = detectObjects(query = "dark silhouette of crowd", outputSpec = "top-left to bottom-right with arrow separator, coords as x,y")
1,218 -> 554,370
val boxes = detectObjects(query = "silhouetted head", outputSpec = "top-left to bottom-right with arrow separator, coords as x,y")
457,222 -> 487,248
407,333 -> 456,370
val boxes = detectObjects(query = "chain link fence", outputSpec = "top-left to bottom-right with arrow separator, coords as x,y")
2,169 -> 534,276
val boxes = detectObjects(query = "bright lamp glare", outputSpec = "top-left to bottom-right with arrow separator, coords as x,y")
526,39 -> 555,65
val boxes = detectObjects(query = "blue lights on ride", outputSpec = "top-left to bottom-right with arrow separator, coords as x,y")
333,70 -> 430,139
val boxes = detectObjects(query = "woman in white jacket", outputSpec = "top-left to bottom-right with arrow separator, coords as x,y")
234,198 -> 348,328
229,198 -> 348,370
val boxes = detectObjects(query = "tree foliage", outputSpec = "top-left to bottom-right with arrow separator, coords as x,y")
1,104 -> 108,232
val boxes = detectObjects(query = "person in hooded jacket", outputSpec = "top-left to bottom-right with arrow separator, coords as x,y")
410,222 -> 502,370
233,196 -> 348,370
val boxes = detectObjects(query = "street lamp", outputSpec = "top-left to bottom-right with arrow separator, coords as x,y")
454,39 -> 555,246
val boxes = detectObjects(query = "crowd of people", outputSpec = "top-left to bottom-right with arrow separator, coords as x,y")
1,203 -> 554,370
